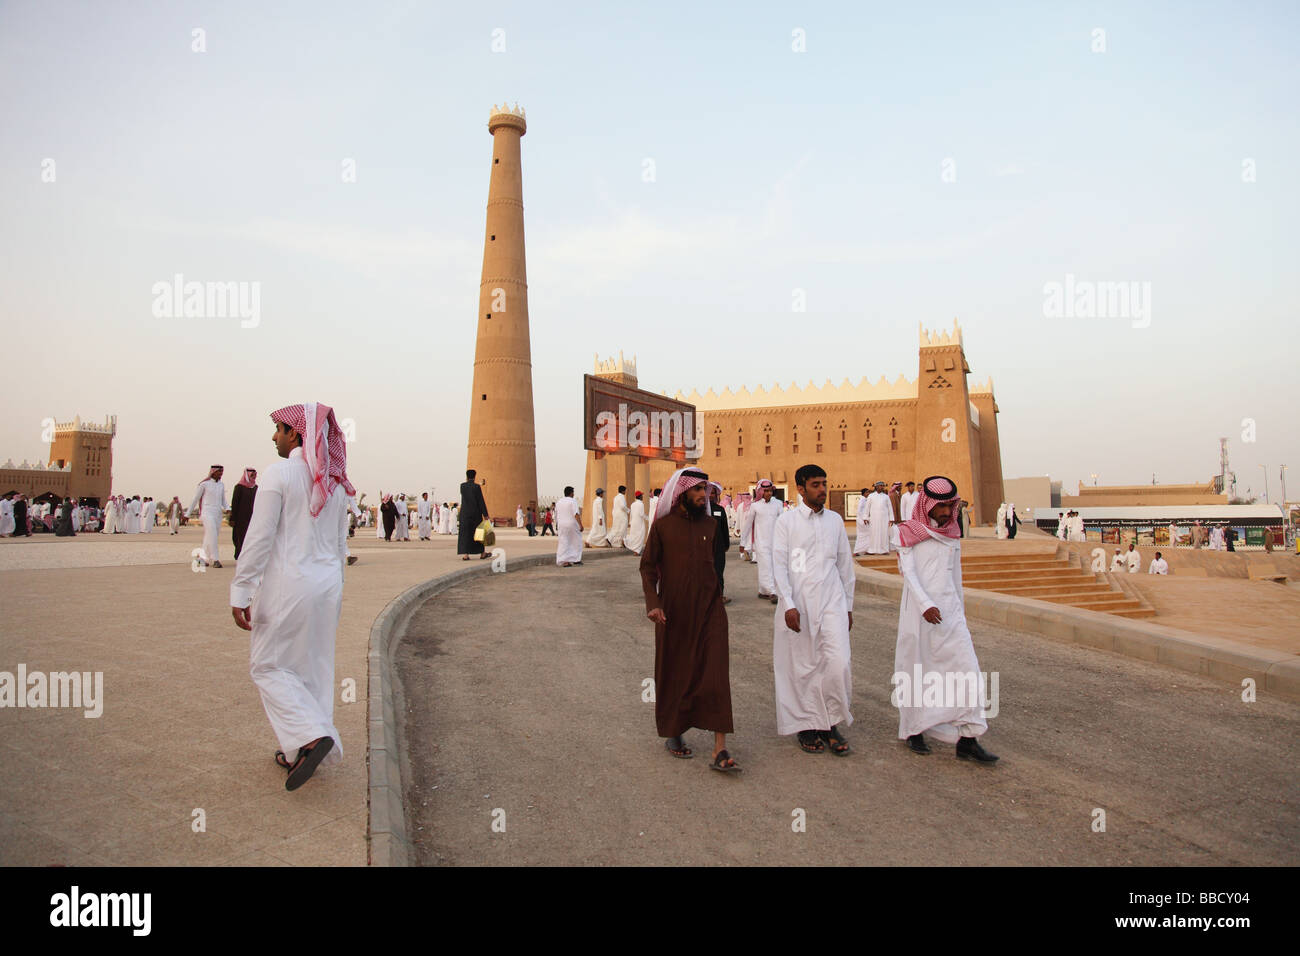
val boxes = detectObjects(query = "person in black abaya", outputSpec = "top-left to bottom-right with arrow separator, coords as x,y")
457,469 -> 490,560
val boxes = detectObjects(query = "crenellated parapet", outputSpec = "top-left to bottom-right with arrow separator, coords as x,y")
52,414 -> 117,436
671,374 -> 917,411
594,351 -> 637,378
919,319 -> 963,349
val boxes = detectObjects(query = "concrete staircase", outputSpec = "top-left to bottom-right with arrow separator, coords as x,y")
856,546 -> 1156,619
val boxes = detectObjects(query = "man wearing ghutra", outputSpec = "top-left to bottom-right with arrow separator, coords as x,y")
230,402 -> 353,791
639,468 -> 739,772
230,468 -> 258,559
890,476 -> 998,763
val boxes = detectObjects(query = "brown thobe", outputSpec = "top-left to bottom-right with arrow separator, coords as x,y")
639,505 -> 734,738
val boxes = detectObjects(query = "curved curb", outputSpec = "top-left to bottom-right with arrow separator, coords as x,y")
366,547 -> 636,866
855,566 -> 1300,702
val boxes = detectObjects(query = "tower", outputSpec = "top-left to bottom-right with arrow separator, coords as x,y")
466,103 -> 538,514
914,320 -> 989,523
49,414 -> 116,503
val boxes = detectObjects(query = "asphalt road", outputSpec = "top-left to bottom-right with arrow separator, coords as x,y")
395,551 -> 1298,866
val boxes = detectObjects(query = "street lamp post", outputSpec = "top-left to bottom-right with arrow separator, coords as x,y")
1259,464 -> 1269,504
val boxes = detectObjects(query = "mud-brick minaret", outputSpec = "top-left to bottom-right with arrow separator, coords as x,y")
466,103 -> 538,515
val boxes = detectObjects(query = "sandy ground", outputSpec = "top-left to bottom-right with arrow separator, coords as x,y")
397,552 -> 1299,866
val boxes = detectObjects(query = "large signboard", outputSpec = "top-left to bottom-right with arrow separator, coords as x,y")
583,374 -> 700,462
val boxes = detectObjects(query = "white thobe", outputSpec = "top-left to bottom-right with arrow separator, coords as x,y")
515,507 -> 525,529
230,447 -> 347,767
608,493 -> 629,548
861,492 -> 893,554
72,506 -> 83,532
749,497 -> 783,594
123,499 -> 138,533
740,504 -> 757,560
1126,551 -> 1141,573
625,499 -> 647,553
168,502 -> 182,533
586,495 -> 608,546
396,500 -> 409,540
555,497 -> 583,565
1069,516 -> 1085,542
995,505 -> 1007,539
899,491 -> 918,522
417,498 -> 432,539
772,503 -> 855,735
647,496 -> 659,533
851,499 -> 869,555
1148,558 -> 1168,574
101,500 -> 116,533
141,501 -> 155,533
0,498 -> 13,535
1057,518 -> 1068,541
892,525 -> 987,743
191,478 -> 227,562
1109,554 -> 1124,572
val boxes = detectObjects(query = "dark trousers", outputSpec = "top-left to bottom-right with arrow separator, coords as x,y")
541,524 -> 554,536
526,523 -> 536,536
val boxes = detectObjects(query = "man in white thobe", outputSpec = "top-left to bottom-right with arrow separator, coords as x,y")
747,479 -> 784,602
860,481 -> 893,554
995,502 -> 1008,540
1148,552 -> 1169,574
555,486 -> 584,566
141,497 -> 156,533
231,401 -> 351,792
772,464 -> 855,756
1109,549 -> 1125,572
586,488 -> 610,547
608,486 -> 629,548
123,496 -> 138,533
515,505 -> 525,529
891,476 -> 997,763
167,496 -> 183,533
396,494 -> 410,541
1126,544 -> 1141,573
191,466 -> 227,567
625,491 -> 647,554
1167,523 -> 1179,549
647,491 -> 660,535
416,493 -> 433,540
0,494 -> 14,536
899,481 -> 919,522
1069,512 -> 1086,542
1057,513 -> 1068,541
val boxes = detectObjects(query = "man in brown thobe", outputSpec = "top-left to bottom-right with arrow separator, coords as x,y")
640,467 -> 739,772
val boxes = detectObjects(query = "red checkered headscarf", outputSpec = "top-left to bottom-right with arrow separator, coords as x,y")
270,402 -> 355,518
656,467 -> 709,521
238,468 -> 257,488
896,475 -> 961,547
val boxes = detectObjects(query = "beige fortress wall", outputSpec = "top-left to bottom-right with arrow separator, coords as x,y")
1003,475 -> 1054,515
662,322 -> 1002,523
466,104 -> 538,518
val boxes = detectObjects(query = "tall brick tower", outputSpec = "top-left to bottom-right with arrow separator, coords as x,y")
913,320 -> 985,523
49,414 -> 116,502
466,103 -> 538,516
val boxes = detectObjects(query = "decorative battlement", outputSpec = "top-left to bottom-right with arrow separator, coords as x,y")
594,351 -> 637,378
969,376 -> 995,396
488,102 -> 527,134
2,459 -> 70,471
52,414 -> 117,436
919,319 -> 963,349
671,375 -> 917,411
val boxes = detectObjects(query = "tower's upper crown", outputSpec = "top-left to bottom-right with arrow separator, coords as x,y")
488,102 -> 527,135
919,318 -> 963,349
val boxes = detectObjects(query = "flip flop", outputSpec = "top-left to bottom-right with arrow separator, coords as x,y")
822,726 -> 851,757
274,750 -> 292,771
797,730 -> 825,754
285,736 -> 334,791
664,736 -> 693,759
709,749 -> 741,773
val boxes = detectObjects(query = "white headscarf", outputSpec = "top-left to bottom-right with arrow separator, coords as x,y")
655,467 -> 710,521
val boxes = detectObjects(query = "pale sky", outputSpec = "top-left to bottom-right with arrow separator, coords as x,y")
2,1 -> 1296,506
